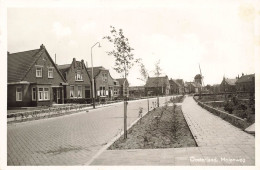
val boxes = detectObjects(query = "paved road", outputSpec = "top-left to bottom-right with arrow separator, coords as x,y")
7,96 -> 173,165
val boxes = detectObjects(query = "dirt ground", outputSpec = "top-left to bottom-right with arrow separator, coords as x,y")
108,105 -> 197,150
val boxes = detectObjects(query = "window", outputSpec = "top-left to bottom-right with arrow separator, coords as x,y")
75,70 -> 83,81
38,87 -> 49,101
36,66 -> 42,77
16,87 -> 22,101
70,86 -> 74,98
78,86 -> 82,98
48,68 -> 54,78
99,86 -> 106,96
114,89 -> 118,95
38,88 -> 44,100
102,73 -> 107,82
44,88 -> 49,100
32,87 -> 36,101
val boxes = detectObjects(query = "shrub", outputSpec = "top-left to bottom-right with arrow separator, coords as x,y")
224,101 -> 234,114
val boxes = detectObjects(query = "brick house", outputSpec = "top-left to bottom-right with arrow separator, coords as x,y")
129,86 -> 145,98
115,78 -> 129,98
113,79 -> 120,99
87,66 -> 115,101
185,82 -> 201,93
145,76 -> 170,96
236,74 -> 255,92
220,77 -> 237,92
169,79 -> 185,94
8,44 -> 67,107
57,58 -> 91,103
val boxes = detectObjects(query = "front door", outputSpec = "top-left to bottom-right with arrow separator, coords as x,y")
52,88 -> 60,104
85,89 -> 91,99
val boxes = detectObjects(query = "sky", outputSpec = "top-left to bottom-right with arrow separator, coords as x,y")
6,0 -> 259,86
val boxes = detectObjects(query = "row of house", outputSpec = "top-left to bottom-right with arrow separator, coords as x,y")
128,73 -> 204,98
7,45 -> 129,108
209,73 -> 255,94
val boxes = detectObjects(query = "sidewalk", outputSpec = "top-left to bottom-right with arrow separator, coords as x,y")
90,96 -> 255,166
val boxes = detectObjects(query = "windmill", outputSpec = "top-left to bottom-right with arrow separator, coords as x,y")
199,64 -> 205,87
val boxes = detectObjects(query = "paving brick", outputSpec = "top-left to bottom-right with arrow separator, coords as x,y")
91,96 -> 255,166
8,97 -> 172,165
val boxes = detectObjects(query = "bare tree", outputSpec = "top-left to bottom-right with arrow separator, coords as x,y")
154,60 -> 162,107
103,26 -> 139,139
138,60 -> 150,112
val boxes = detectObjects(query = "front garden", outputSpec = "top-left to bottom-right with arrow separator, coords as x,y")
108,95 -> 197,150
196,93 -> 255,124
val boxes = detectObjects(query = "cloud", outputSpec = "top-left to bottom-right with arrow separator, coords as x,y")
52,22 -> 72,37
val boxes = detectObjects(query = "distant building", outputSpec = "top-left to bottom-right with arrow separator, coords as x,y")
8,44 -> 67,107
169,79 -> 184,94
113,80 -> 120,99
57,58 -> 91,103
236,73 -> 255,92
220,77 -> 237,92
212,84 -> 221,94
194,74 -> 202,85
129,86 -> 145,97
116,78 -> 129,98
185,82 -> 201,93
145,76 -> 170,96
87,66 -> 115,100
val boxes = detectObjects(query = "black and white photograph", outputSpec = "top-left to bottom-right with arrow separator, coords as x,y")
0,0 -> 259,168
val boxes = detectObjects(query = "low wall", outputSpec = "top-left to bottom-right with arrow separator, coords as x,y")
193,97 -> 250,130
7,104 -> 90,124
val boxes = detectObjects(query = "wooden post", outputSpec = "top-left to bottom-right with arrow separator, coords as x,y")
147,98 -> 149,112
124,97 -> 127,139
61,87 -> 64,104
56,88 -> 59,104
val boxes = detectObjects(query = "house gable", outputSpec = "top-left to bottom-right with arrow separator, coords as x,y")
62,59 -> 91,85
22,47 -> 66,85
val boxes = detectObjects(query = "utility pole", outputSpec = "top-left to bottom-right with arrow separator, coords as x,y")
91,42 -> 101,109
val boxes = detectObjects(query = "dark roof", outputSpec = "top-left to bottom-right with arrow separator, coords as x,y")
225,78 -> 237,86
57,64 -> 71,78
185,82 -> 201,88
176,79 -> 184,86
169,79 -> 181,86
116,78 -> 128,86
8,49 -> 41,82
145,76 -> 169,87
194,74 -> 202,79
87,66 -> 106,79
8,45 -> 66,83
236,74 -> 255,83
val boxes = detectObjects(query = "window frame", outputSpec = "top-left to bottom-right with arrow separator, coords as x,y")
16,86 -> 22,101
78,85 -> 82,98
35,66 -> 43,78
48,67 -> 54,78
75,70 -> 83,81
32,87 -> 36,101
70,86 -> 75,98
38,87 -> 50,101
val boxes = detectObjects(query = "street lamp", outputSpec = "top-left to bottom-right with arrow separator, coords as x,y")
91,42 -> 101,109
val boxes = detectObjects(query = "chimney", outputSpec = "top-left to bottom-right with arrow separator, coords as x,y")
81,59 -> 84,69
7,51 -> 10,55
73,58 -> 76,68
40,44 -> 45,49
238,74 -> 239,79
242,73 -> 244,76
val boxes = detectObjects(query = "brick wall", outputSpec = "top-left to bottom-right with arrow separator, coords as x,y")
23,50 -> 64,86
